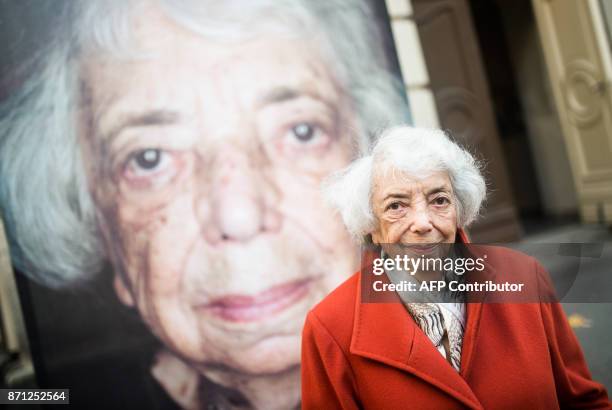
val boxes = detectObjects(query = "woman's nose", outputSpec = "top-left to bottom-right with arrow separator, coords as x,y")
409,204 -> 434,235
199,146 -> 281,245
216,188 -> 263,241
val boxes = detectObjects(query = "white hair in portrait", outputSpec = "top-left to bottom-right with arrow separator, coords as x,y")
323,126 -> 487,242
0,0 -> 410,288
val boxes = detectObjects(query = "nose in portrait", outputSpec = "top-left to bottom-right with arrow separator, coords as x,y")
195,140 -> 282,247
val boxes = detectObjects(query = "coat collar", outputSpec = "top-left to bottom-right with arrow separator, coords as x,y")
349,229 -> 484,409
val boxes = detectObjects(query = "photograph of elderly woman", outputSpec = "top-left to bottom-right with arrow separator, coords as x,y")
0,0 -> 410,408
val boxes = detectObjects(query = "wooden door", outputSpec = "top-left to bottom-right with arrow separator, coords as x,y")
533,0 -> 612,224
412,0 -> 523,242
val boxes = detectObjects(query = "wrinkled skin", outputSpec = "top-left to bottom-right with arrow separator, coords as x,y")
370,169 -> 458,279
78,5 -> 359,409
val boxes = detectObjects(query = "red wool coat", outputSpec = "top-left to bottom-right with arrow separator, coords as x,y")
301,234 -> 610,409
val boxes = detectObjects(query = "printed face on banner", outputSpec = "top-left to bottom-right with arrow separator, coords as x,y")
0,0 -> 412,406
78,5 -> 359,377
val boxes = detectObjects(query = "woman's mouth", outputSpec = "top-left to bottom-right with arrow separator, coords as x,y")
399,242 -> 441,254
411,244 -> 438,253
197,278 -> 313,322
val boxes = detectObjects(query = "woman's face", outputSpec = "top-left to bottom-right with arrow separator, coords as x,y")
370,169 -> 458,253
78,7 -> 359,377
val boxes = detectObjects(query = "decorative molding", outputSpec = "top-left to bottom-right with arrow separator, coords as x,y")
563,59 -> 605,127
434,87 -> 483,144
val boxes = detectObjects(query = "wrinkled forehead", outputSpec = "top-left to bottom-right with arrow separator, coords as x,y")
75,1 -> 345,143
78,8 -> 328,88
371,166 -> 453,197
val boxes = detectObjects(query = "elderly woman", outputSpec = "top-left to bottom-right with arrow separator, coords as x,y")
301,126 -> 610,409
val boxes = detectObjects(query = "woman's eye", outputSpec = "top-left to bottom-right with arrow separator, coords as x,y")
133,149 -> 162,171
387,202 -> 403,211
433,196 -> 450,206
290,123 -> 318,143
121,148 -> 178,189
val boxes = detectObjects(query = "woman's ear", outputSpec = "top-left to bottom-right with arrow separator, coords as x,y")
113,274 -> 135,307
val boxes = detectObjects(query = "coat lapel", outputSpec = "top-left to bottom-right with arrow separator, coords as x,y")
459,302 -> 483,379
349,229 -> 484,409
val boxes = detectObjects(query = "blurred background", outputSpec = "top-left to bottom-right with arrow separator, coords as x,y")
388,0 -> 612,389
1,0 -> 611,405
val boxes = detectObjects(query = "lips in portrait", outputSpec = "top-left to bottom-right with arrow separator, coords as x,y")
194,277 -> 317,322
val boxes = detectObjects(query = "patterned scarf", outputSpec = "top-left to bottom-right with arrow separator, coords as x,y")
382,249 -> 466,371
404,302 -> 465,371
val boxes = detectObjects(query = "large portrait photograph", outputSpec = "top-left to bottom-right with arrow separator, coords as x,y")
0,0 -> 410,408
2,0 -> 612,409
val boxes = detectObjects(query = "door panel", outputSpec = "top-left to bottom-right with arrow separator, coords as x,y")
533,0 -> 612,223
